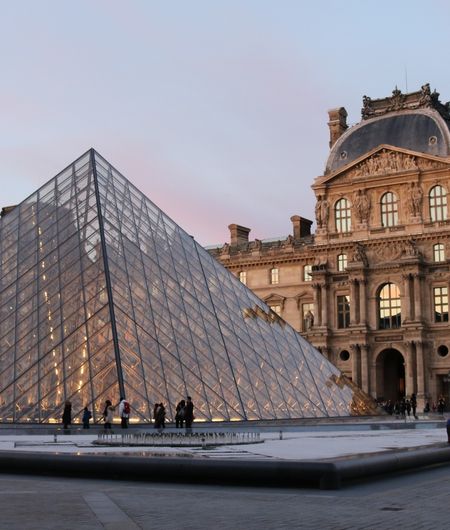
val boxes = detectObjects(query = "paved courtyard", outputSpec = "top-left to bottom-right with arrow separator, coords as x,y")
0,465 -> 449,529
0,421 -> 449,528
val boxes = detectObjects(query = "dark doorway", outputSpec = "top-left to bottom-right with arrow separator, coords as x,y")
376,349 -> 405,401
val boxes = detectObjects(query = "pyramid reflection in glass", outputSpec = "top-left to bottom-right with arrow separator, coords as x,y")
0,150 -> 378,423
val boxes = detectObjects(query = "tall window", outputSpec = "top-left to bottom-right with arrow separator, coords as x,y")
429,185 -> 447,222
337,253 -> 348,271
303,264 -> 312,282
302,303 -> 314,331
381,192 -> 399,227
239,271 -> 247,285
433,243 -> 445,263
337,295 -> 350,328
378,282 -> 401,329
270,267 -> 279,285
335,198 -> 351,233
433,286 -> 448,323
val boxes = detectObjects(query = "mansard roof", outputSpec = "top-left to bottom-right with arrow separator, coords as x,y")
326,85 -> 450,174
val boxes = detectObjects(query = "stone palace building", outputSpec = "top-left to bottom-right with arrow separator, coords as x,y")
209,84 -> 450,409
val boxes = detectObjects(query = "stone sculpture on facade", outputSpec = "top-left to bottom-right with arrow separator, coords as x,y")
407,182 -> 423,218
304,310 -> 314,330
353,189 -> 371,224
352,242 -> 368,266
315,195 -> 329,228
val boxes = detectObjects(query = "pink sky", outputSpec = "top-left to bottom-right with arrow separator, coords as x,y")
1,1 -> 450,245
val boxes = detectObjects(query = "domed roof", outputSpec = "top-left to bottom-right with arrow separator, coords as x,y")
326,86 -> 450,174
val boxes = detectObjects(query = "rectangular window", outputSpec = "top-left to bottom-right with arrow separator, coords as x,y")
434,286 -> 448,323
270,268 -> 279,285
337,295 -> 350,328
303,264 -> 312,282
239,271 -> 247,285
270,304 -> 281,316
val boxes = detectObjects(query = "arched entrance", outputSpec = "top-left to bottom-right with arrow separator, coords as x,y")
376,349 -> 405,402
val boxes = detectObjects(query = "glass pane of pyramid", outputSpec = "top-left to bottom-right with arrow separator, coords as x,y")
0,149 -> 377,423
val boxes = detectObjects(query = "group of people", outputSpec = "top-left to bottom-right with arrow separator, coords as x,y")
380,394 -> 447,418
63,396 -> 195,430
154,396 -> 195,432
381,394 -> 418,419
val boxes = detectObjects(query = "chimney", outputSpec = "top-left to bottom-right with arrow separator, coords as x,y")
327,107 -> 348,148
228,224 -> 251,247
291,216 -> 313,239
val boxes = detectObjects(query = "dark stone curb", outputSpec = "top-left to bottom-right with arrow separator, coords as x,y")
0,444 -> 449,490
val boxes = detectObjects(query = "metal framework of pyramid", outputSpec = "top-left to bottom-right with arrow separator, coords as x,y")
0,149 -> 377,423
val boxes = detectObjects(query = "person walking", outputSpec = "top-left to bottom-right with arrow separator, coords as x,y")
103,400 -> 114,430
184,396 -> 194,433
62,401 -> 72,430
118,396 -> 130,429
175,400 -> 185,428
82,406 -> 92,429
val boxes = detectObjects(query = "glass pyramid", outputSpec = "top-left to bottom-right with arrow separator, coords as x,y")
0,149 -> 377,423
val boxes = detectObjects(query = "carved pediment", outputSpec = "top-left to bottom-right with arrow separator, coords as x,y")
315,146 -> 450,187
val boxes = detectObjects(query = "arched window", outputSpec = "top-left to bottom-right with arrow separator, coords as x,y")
381,192 -> 398,227
433,243 -> 445,262
335,198 -> 351,233
378,282 -> 401,329
337,253 -> 348,271
429,185 -> 447,222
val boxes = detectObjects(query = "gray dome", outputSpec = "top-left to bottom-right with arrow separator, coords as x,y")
326,109 -> 450,174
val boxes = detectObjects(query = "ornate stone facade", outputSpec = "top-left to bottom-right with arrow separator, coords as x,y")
209,86 -> 450,410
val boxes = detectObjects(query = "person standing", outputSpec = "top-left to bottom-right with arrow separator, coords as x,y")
103,400 -> 114,430
411,393 -> 418,419
155,403 -> 166,432
62,401 -> 72,430
119,396 -> 130,429
184,396 -> 194,433
82,406 -> 92,429
153,403 -> 160,428
175,400 -> 185,429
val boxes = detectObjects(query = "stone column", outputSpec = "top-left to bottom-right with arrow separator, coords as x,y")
321,284 -> 328,328
312,283 -> 321,327
359,280 -> 367,325
413,273 -> 422,321
402,274 -> 412,322
360,344 -> 370,394
405,341 -> 415,398
350,279 -> 358,325
416,341 -> 425,402
350,344 -> 360,386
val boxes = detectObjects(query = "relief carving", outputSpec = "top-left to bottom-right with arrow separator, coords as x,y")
352,150 -> 417,178
373,242 -> 403,262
